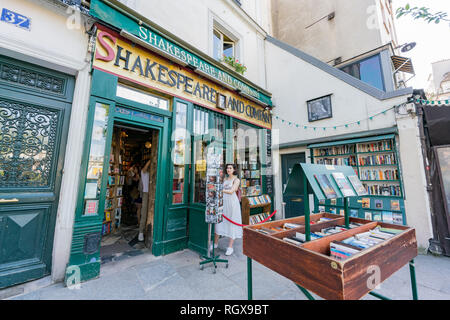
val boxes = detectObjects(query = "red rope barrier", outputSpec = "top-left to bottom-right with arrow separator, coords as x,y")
222,210 -> 277,227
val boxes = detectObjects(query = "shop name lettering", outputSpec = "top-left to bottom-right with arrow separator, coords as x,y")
96,31 -> 271,125
138,26 -> 260,99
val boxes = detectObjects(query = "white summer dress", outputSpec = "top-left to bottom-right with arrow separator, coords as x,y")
215,178 -> 243,239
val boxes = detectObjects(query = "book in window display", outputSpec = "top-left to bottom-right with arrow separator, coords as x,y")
314,174 -> 338,199
331,172 -> 356,197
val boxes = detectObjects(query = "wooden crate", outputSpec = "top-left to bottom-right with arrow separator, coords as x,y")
243,215 -> 418,300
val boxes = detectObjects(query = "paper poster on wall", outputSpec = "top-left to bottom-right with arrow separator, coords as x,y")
84,182 -> 98,199
84,200 -> 99,215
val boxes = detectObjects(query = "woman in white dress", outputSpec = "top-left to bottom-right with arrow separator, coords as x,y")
214,164 -> 242,256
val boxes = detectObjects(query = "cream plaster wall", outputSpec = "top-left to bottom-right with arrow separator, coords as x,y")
271,0 -> 397,64
131,0 -> 269,89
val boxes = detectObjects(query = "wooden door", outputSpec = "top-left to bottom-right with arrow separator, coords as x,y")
0,56 -> 73,288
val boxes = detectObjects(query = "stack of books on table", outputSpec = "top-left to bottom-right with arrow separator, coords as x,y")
330,227 -> 402,260
283,225 -> 351,246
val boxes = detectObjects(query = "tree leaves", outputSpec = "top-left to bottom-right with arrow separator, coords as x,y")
396,4 -> 449,25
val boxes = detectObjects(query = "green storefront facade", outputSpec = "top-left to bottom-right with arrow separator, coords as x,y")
65,0 -> 273,284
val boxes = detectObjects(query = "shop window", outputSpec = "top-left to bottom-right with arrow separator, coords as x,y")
340,54 -> 385,91
116,84 -> 169,111
83,102 -> 109,216
233,122 -> 262,197
192,108 -> 227,204
172,101 -> 188,204
193,107 -> 209,204
213,28 -> 235,61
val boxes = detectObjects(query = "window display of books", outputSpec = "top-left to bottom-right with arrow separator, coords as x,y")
330,226 -> 403,260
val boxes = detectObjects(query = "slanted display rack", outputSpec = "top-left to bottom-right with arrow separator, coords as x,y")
309,136 -> 406,225
243,163 -> 419,300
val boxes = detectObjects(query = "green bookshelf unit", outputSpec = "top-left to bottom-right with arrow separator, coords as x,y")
309,134 -> 406,225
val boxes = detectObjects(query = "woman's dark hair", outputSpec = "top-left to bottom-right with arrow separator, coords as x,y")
225,163 -> 237,176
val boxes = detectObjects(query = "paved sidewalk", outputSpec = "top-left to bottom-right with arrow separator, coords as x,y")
5,237 -> 450,300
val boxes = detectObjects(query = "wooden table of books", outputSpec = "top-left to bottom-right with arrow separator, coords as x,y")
243,163 -> 418,300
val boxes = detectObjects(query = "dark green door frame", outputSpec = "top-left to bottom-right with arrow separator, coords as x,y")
66,70 -> 171,284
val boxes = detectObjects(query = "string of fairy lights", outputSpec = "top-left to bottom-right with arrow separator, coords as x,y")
272,99 -> 449,131
272,106 -> 396,131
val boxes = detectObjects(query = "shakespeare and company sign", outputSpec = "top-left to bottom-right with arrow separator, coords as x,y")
89,0 -> 272,107
94,26 -> 272,129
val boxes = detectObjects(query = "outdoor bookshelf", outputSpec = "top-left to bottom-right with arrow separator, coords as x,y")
243,163 -> 419,300
241,195 -> 272,226
310,136 -> 406,225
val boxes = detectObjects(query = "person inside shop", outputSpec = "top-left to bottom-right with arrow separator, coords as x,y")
127,164 -> 142,224
138,159 -> 151,242
213,163 -> 242,256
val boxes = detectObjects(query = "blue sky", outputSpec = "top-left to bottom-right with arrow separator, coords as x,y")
393,0 -> 450,89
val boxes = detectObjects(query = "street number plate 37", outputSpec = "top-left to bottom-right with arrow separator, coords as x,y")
1,8 -> 31,31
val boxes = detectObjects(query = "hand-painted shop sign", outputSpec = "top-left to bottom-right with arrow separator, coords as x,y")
94,26 -> 271,129
1,8 -> 31,30
89,0 -> 271,107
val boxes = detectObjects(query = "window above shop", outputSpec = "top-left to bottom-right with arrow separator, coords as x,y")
116,84 -> 170,111
213,28 -> 236,61
339,54 -> 385,91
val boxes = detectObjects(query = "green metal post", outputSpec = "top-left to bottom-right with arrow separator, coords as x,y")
344,197 -> 350,228
303,174 -> 310,242
296,284 -> 315,300
247,257 -> 253,300
409,259 -> 418,300
368,291 -> 391,300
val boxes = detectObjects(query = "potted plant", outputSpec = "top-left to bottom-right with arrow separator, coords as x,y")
222,55 -> 247,75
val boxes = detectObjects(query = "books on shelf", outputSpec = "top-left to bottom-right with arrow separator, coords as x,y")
358,154 -> 396,166
331,172 -> 356,197
359,169 -> 399,181
315,156 -> 356,166
363,183 -> 401,196
357,141 -> 392,153
283,222 -> 301,229
249,212 -> 271,225
247,194 -> 272,206
313,145 -> 355,156
314,174 -> 338,199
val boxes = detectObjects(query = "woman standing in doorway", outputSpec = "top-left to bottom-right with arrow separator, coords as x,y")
214,163 -> 242,256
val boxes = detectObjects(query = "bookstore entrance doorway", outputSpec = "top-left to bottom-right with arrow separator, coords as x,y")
100,122 -> 159,260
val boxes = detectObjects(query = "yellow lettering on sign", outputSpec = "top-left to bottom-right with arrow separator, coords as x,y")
93,28 -> 271,129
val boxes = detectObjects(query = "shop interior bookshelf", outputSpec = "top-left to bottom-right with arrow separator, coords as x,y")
243,163 -> 418,300
310,137 -> 406,225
